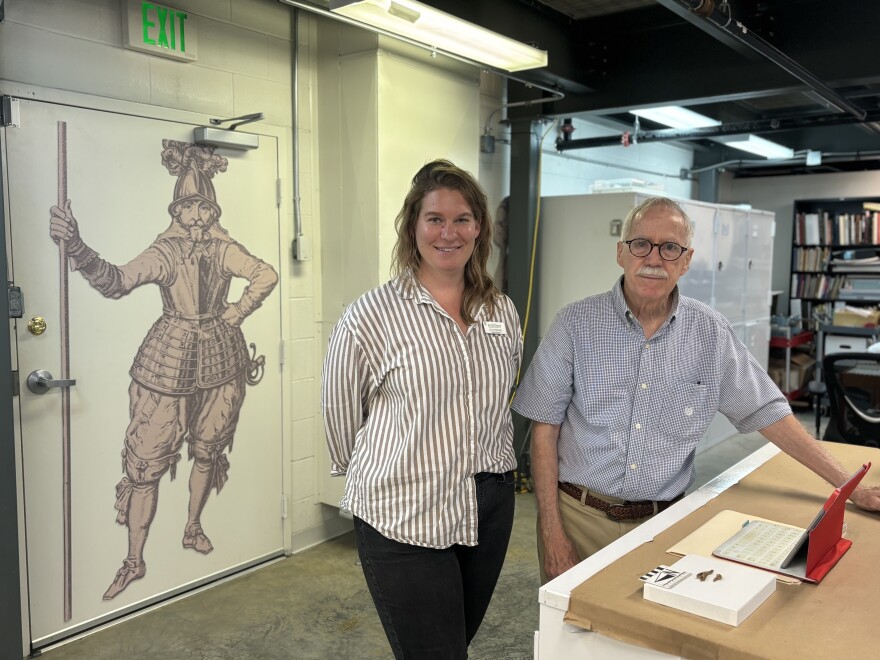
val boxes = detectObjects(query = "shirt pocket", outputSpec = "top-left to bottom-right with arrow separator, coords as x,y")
658,381 -> 710,441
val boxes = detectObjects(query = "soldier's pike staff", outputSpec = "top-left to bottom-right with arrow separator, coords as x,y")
58,121 -> 72,622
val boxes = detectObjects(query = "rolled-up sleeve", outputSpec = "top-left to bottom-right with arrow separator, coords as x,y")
321,320 -> 373,476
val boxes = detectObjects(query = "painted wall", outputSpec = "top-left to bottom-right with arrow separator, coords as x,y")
720,170 -> 880,315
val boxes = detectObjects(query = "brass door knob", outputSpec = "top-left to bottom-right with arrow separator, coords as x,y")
27,317 -> 47,335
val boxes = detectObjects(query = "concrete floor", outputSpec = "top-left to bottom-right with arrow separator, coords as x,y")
39,415 -> 818,660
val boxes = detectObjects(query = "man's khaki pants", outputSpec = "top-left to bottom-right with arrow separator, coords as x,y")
537,487 -> 649,584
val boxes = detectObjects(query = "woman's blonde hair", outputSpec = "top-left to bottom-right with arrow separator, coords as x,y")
391,159 -> 498,324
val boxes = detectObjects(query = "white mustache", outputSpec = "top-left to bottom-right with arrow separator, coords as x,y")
637,266 -> 668,278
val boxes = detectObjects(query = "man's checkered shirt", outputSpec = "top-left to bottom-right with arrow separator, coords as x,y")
511,277 -> 790,501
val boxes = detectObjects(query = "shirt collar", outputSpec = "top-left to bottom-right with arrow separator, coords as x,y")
613,275 -> 680,327
391,269 -> 424,301
391,270 -> 488,321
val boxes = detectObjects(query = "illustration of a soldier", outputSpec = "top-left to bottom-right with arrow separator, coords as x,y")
48,140 -> 279,600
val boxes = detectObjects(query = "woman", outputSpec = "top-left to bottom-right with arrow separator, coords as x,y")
322,159 -> 522,658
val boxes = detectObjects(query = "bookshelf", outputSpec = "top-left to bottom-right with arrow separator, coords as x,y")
790,197 -> 880,331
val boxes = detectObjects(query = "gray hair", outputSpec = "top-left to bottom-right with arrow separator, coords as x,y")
621,196 -> 694,245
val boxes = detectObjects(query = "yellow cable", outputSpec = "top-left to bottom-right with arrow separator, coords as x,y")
510,118 -> 559,404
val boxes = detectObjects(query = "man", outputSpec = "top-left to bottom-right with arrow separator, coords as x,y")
511,196 -> 880,582
49,140 -> 278,599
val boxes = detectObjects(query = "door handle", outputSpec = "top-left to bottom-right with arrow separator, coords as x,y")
27,369 -> 77,395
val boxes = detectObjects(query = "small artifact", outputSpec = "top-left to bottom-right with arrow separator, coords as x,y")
696,569 -> 714,582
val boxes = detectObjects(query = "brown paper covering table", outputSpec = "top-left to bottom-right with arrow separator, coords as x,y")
564,443 -> 880,660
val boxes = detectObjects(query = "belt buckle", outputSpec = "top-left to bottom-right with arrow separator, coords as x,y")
605,503 -> 630,521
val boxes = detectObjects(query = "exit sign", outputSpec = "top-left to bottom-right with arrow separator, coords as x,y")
123,0 -> 198,62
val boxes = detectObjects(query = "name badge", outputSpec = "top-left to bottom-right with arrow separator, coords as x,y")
484,321 -> 506,335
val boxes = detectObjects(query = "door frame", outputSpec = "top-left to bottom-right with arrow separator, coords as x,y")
1,81 -> 296,654
0,127 -> 26,660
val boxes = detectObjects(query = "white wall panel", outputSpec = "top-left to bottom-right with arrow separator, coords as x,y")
232,74 -> 292,125
148,57 -> 234,114
0,24 -> 152,103
232,0 -> 293,40
199,17 -> 271,77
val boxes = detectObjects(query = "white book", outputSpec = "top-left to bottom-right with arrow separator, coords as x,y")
641,554 -> 776,626
804,213 -> 821,245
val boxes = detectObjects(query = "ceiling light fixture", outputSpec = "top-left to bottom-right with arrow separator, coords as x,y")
715,134 -> 795,159
629,106 -> 721,130
328,0 -> 548,72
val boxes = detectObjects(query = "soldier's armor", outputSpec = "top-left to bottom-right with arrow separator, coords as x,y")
130,237 -> 249,394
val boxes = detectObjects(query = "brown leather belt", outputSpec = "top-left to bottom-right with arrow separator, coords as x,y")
558,482 -> 683,521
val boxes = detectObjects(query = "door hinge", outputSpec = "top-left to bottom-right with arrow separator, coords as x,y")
11,370 -> 19,397
8,284 -> 23,318
276,178 -> 282,207
0,96 -> 21,128
281,493 -> 289,519
279,340 -> 285,369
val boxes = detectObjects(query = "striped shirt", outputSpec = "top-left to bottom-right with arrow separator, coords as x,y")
511,277 -> 790,501
322,271 -> 522,548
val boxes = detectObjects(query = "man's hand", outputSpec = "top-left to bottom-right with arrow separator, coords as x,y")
49,200 -> 81,246
220,304 -> 244,327
850,485 -> 880,512
542,528 -> 581,582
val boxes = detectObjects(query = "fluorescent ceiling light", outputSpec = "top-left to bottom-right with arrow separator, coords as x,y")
329,0 -> 548,72
630,105 -> 796,159
629,106 -> 721,130
716,134 -> 795,159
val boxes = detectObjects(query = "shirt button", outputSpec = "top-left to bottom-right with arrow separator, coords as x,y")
641,383 -> 648,389
630,464 -> 637,470
645,343 -> 650,349
635,423 -> 641,430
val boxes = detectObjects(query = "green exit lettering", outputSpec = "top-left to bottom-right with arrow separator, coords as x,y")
141,2 -> 187,53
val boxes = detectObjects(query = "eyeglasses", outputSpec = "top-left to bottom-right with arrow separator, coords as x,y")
623,238 -> 688,261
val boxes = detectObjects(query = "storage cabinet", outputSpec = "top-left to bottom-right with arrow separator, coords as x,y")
537,191 -> 775,451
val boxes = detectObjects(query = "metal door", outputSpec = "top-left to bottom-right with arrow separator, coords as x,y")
4,98 -> 285,648
676,202 -> 717,305
745,211 -> 775,321
713,208 -> 750,325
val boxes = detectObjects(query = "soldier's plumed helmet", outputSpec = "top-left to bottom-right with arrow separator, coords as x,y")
168,162 -> 222,220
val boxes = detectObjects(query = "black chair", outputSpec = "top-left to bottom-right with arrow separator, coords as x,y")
822,352 -> 880,448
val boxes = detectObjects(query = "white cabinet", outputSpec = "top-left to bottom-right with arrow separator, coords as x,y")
537,191 -> 775,451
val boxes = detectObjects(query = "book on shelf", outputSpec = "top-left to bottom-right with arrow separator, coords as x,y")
805,212 -> 821,245
792,246 -> 830,271
838,278 -> 880,299
795,210 -> 880,245
830,256 -> 880,266
830,249 -> 880,273
790,273 -> 846,299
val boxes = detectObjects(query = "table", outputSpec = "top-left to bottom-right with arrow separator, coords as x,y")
535,443 -> 880,659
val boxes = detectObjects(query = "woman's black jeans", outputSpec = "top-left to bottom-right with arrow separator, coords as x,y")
353,471 -> 515,659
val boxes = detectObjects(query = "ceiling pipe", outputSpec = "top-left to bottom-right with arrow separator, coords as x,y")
688,151 -> 880,177
654,0 -> 867,121
556,109 -> 880,151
